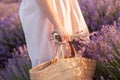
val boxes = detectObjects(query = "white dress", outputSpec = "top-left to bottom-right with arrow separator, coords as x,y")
19,0 -> 89,67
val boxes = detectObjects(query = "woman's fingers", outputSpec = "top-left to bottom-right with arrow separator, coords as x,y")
61,35 -> 71,42
51,31 -> 71,43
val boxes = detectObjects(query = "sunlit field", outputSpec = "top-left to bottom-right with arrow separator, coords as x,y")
0,0 -> 120,80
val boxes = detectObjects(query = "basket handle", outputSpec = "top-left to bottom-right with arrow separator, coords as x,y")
50,42 -> 63,63
51,42 -> 77,63
67,41 -> 77,57
51,32 -> 79,63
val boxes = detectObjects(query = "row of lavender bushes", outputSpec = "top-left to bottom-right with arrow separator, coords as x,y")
0,45 -> 31,80
75,0 -> 120,79
79,0 -> 120,32
0,2 -> 26,67
0,2 -> 31,80
0,0 -> 120,80
84,23 -> 120,80
0,0 -> 21,3
79,0 -> 120,79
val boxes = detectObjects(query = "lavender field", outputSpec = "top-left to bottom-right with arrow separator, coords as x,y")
0,1 -> 31,80
0,0 -> 120,80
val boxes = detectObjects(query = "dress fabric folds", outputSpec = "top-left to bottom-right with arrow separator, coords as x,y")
19,0 -> 89,67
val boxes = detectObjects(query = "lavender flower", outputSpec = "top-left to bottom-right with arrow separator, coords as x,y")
85,23 -> 120,80
79,0 -> 120,32
0,2 -> 26,67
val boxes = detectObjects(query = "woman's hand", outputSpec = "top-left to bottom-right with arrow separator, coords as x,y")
37,0 -> 70,42
55,26 -> 71,42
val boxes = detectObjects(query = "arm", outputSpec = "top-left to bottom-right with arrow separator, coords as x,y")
37,0 -> 70,41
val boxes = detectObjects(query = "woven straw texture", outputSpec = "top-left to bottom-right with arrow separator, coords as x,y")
30,57 -> 96,80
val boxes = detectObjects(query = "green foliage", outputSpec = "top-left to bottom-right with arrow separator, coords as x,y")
85,24 -> 120,80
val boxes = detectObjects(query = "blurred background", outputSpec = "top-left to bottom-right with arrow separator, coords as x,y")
0,0 -> 120,80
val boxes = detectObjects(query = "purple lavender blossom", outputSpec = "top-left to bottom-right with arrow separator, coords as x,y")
85,23 -> 120,79
0,2 -> 25,67
79,0 -> 120,32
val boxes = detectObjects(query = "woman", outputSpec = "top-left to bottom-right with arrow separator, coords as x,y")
19,0 -> 89,67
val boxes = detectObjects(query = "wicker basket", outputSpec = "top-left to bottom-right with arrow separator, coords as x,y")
29,43 -> 96,80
